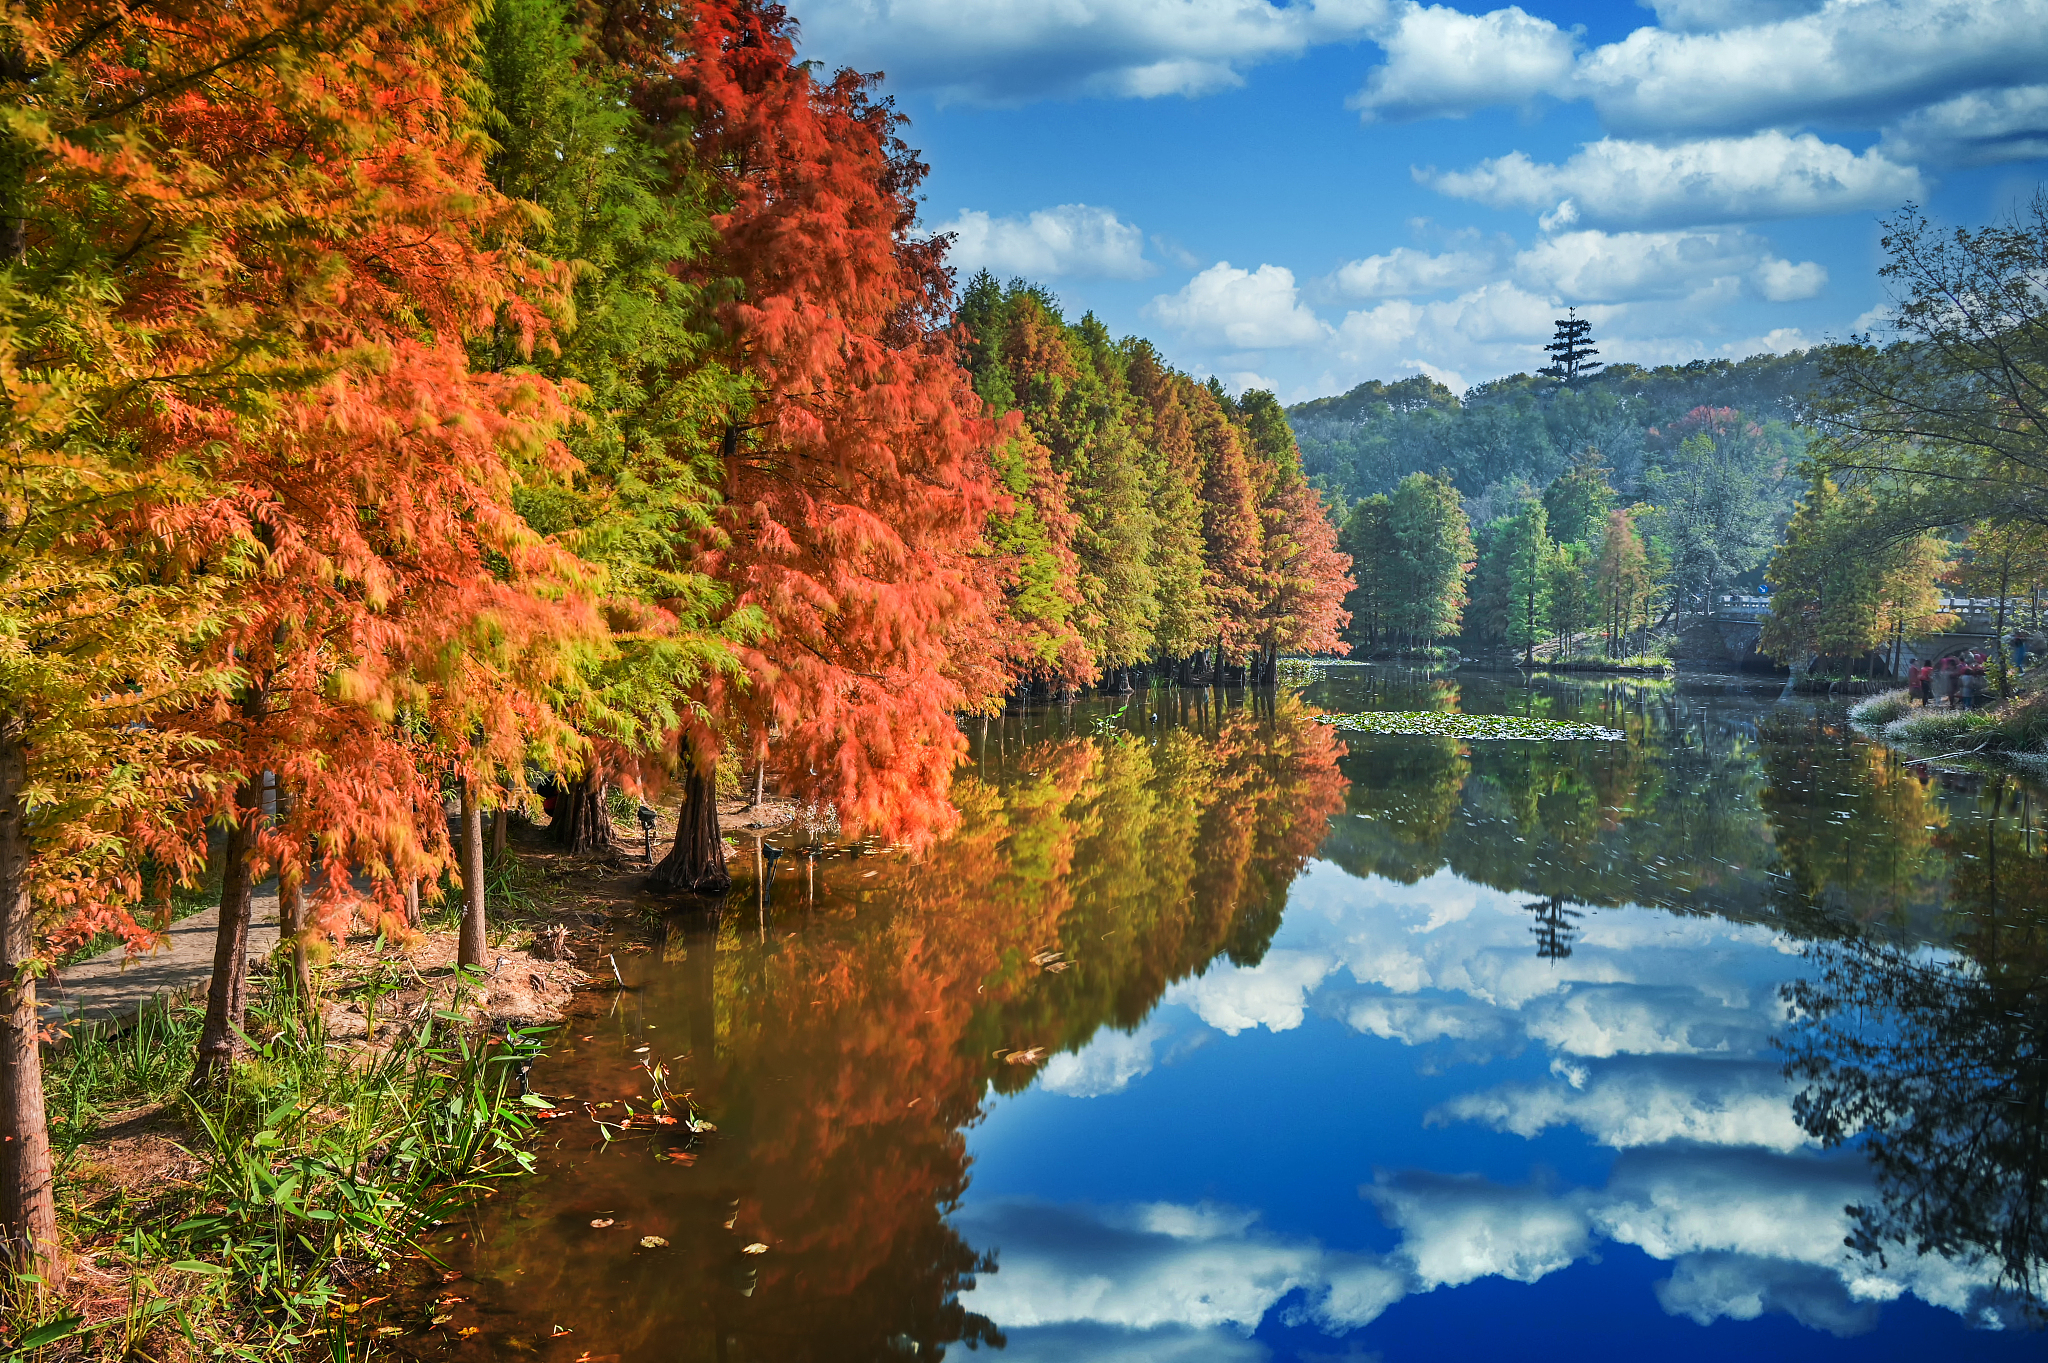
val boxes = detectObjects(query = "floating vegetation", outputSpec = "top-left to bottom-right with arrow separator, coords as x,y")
1315,711 -> 1626,742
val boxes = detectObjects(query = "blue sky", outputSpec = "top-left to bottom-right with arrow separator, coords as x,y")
790,0 -> 2048,402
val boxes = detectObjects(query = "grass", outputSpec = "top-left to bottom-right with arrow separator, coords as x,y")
1848,689 -> 1914,727
5,966 -> 546,1361
1882,709 -> 1996,749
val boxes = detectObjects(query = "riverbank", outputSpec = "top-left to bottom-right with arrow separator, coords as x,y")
1849,687 -> 2048,778
5,797 -> 786,1360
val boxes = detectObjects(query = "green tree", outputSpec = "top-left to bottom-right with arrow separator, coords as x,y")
1385,472 -> 1474,648
1340,495 -> 1394,653
1544,540 -> 1598,660
1642,408 -> 1793,628
1500,499 -> 1557,666
1542,448 -> 1617,546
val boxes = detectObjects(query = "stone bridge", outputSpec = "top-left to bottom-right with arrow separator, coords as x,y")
1690,595 -> 2045,673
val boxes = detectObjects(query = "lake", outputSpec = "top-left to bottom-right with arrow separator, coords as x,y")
406,667 -> 2048,1362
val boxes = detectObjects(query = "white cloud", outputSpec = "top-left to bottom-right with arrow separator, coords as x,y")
1147,264 -> 1333,350
952,1200 -> 1330,1333
1433,1056 -> 1816,1151
1350,3 -> 1578,121
1751,255 -> 1828,301
1422,132 -> 1924,230
1882,83 -> 2048,166
1351,0 -> 2048,140
932,204 -> 1154,280
1656,1253 -> 1880,1336
1367,1172 -> 1592,1289
1521,982 -> 1771,1057
1511,229 -> 1824,303
794,0 -> 1391,105
1637,0 -> 1826,33
1166,948 -> 1335,1034
1328,245 -> 1497,298
1573,0 -> 2048,138
1042,1020 -> 1169,1097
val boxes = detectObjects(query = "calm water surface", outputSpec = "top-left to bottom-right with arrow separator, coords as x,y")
409,668 -> 2048,1362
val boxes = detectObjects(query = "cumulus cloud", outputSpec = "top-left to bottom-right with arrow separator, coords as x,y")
1421,132 -> 1924,230
1572,0 -> 2048,138
1511,229 -> 1825,303
1327,245 -> 1497,299
1041,1020 -> 1170,1097
1166,949 -> 1336,1034
1881,83 -> 2048,166
951,1199 -> 1332,1333
1367,1171 -> 1592,1288
1637,0 -> 1827,32
931,204 -> 1154,280
1147,264 -> 1333,350
1433,1056 -> 1815,1151
1351,0 -> 2048,141
1656,1252 -> 1880,1336
1349,3 -> 1578,121
794,0 -> 1391,105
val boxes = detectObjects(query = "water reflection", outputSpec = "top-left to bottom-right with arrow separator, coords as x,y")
416,670 -> 2048,1360
407,691 -> 1346,1361
1782,778 -> 2048,1319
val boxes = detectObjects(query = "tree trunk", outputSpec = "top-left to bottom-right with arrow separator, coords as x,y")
279,876 -> 313,1005
458,779 -> 487,970
404,877 -> 421,929
1995,550 -> 2013,698
649,742 -> 731,895
490,806 -> 507,861
552,768 -> 614,854
0,713 -> 59,1286
192,775 -> 262,1087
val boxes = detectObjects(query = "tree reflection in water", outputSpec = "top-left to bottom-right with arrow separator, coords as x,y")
1781,774 -> 2048,1322
412,690 -> 1346,1363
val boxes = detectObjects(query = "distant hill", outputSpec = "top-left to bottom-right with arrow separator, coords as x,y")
1287,351 -> 1821,509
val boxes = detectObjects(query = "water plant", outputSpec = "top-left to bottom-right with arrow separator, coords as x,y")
1315,711 -> 1625,741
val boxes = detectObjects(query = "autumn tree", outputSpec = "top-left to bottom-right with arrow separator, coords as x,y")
473,0 -> 751,855
601,0 -> 1009,890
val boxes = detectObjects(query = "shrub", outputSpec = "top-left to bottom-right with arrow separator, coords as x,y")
1849,689 -> 1913,727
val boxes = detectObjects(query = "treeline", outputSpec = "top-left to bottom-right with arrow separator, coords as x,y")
0,0 -> 1352,1280
1291,350 -> 1817,506
955,276 -> 1351,690
1337,405 -> 1798,660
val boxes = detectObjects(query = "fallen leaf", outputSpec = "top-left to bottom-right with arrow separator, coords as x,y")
458,1327 -> 480,1338
632,1046 -> 650,1054
589,1218 -> 613,1228
1004,1047 -> 1046,1066
741,1242 -> 769,1255
551,1326 -> 575,1337
639,1235 -> 668,1248
440,1270 -> 464,1282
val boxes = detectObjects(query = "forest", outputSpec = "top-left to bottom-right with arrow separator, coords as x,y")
0,0 -> 1354,1290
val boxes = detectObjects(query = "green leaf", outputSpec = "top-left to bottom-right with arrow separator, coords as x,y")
13,1315 -> 89,1349
167,1260 -> 228,1275
518,1093 -> 554,1108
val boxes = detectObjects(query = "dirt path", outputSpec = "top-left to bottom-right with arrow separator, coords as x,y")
40,895 -> 280,1041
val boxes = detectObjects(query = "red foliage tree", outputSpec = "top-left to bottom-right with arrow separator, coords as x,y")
23,0 -> 594,1083
596,0 -> 1007,890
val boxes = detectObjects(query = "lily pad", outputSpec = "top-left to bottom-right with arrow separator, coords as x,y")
1315,712 -> 1624,742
